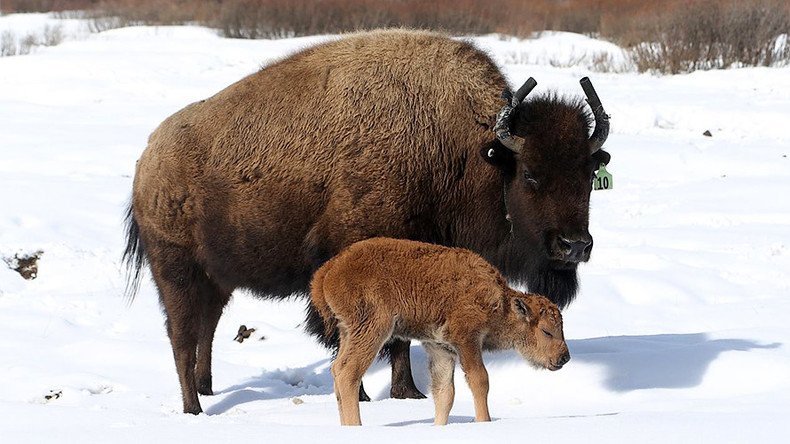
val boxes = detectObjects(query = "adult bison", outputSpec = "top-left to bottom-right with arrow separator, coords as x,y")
123,29 -> 610,414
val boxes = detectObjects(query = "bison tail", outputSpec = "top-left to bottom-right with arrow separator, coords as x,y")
121,200 -> 146,303
304,264 -> 340,352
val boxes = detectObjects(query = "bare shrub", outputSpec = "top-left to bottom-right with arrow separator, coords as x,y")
1,31 -> 17,56
19,33 -> 38,55
2,0 -> 788,73
554,6 -> 601,36
41,24 -> 64,46
0,25 -> 67,57
53,9 -> 92,19
548,52 -> 588,69
628,0 -> 790,74
213,0 -> 504,39
87,15 -> 125,33
1,0 -> 98,13
93,0 -> 199,26
721,1 -> 790,67
590,51 -> 631,73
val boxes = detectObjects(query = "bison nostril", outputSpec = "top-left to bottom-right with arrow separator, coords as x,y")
557,236 -> 573,251
557,236 -> 591,260
559,352 -> 571,366
574,238 -> 592,250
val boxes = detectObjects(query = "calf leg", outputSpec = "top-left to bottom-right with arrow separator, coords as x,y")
423,342 -> 456,426
388,339 -> 426,399
195,281 -> 231,396
332,321 -> 393,425
457,342 -> 491,422
330,347 -> 344,421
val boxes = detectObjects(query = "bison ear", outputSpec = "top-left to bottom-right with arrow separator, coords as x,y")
513,297 -> 533,321
480,141 -> 515,171
592,149 -> 611,166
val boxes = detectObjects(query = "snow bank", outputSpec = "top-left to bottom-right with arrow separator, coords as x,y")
1,20 -> 789,443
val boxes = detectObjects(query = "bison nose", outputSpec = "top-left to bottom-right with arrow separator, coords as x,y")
556,234 -> 592,262
558,351 -> 571,367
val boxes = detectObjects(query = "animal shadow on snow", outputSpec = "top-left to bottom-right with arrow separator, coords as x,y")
205,358 -> 335,415
386,415 -> 478,427
207,333 -> 779,414
206,351 -> 423,415
552,333 -> 778,392
205,355 -> 398,415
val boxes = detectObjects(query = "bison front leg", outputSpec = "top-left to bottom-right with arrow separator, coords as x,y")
388,339 -> 426,399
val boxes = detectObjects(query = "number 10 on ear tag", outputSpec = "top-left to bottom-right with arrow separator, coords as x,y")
593,163 -> 613,191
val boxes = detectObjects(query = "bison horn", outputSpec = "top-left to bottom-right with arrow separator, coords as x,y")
580,77 -> 610,154
494,77 -> 537,154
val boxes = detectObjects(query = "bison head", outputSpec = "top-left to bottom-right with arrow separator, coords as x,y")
482,78 -> 610,308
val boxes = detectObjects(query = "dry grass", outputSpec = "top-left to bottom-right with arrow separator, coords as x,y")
212,0 -> 507,39
2,0 -> 788,73
0,0 -> 670,38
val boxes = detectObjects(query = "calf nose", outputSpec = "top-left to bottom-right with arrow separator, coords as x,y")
556,235 -> 592,262
558,351 -> 571,366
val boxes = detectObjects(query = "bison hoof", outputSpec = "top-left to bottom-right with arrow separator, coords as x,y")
184,405 -> 203,415
197,378 -> 213,396
390,385 -> 427,400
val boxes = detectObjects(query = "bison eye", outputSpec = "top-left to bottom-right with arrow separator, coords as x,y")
523,171 -> 538,188
541,328 -> 554,338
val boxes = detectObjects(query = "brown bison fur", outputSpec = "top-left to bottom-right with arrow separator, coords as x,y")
311,238 -> 570,426
124,29 -> 605,414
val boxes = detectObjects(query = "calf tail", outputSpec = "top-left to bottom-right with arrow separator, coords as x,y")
121,201 -> 146,303
305,263 -> 340,352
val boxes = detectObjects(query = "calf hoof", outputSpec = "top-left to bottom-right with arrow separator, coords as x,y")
197,378 -> 213,396
390,384 -> 426,399
359,384 -> 371,402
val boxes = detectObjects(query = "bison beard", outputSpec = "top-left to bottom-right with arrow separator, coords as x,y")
124,29 -> 609,413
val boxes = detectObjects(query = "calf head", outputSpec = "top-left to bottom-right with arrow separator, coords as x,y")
510,292 -> 570,371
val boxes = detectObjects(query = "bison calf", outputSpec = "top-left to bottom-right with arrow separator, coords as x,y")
310,238 -> 570,426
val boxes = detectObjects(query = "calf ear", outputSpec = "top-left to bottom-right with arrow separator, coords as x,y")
513,297 -> 533,321
480,141 -> 515,171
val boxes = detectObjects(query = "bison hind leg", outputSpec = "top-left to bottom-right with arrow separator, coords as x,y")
148,240 -> 229,414
195,280 -> 231,396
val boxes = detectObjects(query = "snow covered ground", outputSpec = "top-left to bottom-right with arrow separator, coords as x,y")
1,13 -> 789,443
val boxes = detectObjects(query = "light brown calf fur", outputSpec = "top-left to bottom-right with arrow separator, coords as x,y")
311,237 -> 570,426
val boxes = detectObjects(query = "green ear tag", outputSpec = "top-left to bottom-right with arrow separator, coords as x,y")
593,163 -> 613,191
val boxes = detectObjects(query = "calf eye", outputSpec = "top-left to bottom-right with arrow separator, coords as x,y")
541,328 -> 554,338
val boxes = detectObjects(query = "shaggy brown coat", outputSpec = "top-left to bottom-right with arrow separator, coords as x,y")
125,29 -> 605,414
311,238 -> 570,426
